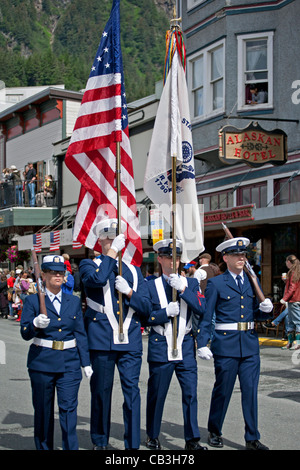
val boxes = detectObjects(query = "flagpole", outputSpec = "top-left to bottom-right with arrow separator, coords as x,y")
170,9 -> 182,358
116,140 -> 124,342
171,153 -> 178,357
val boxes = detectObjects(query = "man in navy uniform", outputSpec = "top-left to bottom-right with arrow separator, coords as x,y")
79,219 -> 149,450
145,238 -> 207,451
21,255 -> 92,450
197,237 -> 273,450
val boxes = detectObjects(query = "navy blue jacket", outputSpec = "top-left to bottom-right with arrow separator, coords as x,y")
146,276 -> 206,363
198,270 -> 270,357
80,255 -> 150,352
20,293 -> 90,373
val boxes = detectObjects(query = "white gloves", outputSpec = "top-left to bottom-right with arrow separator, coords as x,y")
280,299 -> 288,307
166,301 -> 180,317
169,273 -> 185,292
111,234 -> 126,254
197,346 -> 213,360
115,275 -> 131,296
194,268 -> 207,282
259,298 -> 273,313
84,366 -> 93,379
33,314 -> 50,329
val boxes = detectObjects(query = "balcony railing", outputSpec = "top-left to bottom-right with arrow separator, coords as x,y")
0,180 -> 58,209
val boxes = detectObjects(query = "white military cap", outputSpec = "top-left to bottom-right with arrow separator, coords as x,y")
41,255 -> 65,271
93,218 -> 126,239
154,238 -> 183,256
216,237 -> 250,255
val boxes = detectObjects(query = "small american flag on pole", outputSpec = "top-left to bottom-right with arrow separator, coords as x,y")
49,231 -> 60,251
33,233 -> 42,253
65,0 -> 142,266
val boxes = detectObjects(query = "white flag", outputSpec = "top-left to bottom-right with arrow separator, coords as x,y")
144,50 -> 204,263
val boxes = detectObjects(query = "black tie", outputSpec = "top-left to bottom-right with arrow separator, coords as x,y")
236,274 -> 243,292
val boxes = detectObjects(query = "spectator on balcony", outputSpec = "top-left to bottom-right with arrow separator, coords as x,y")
25,162 -> 37,207
8,165 -> 23,206
43,175 -> 56,206
0,168 -> 13,206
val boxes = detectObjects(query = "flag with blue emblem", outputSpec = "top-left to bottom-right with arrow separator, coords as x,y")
144,29 -> 204,263
65,0 -> 142,266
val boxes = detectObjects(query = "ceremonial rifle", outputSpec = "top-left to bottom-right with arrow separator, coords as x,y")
31,248 -> 48,317
221,223 -> 265,302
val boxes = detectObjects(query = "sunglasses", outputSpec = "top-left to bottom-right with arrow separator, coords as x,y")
45,270 -> 65,276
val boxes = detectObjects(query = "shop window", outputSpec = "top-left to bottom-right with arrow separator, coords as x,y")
199,190 -> 233,211
274,175 -> 300,205
237,183 -> 267,208
188,40 -> 225,120
237,32 -> 273,110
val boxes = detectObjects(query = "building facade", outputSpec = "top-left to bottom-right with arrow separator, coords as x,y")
181,0 -> 300,298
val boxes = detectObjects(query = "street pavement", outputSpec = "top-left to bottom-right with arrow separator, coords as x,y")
0,317 -> 299,452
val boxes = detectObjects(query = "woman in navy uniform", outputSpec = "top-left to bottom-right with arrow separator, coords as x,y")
79,219 -> 150,450
197,237 -> 273,450
145,239 -> 207,451
21,255 -> 92,450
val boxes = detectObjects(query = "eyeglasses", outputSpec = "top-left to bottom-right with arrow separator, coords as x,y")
45,270 -> 65,276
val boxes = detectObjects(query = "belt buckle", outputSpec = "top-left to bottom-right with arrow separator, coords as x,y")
238,322 -> 248,331
52,340 -> 64,350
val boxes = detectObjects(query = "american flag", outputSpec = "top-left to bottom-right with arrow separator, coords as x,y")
72,240 -> 82,249
65,0 -> 143,266
49,231 -> 60,251
33,233 -> 42,253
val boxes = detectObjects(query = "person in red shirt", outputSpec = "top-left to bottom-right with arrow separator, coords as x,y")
281,255 -> 300,350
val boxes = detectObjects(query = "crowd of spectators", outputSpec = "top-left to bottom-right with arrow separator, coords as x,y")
0,164 -> 56,208
0,257 -> 82,321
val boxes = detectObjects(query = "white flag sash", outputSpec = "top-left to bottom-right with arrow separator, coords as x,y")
153,276 -> 190,361
92,257 -> 138,344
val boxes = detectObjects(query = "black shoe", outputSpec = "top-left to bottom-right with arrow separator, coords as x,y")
93,444 -> 108,450
246,440 -> 269,450
207,432 -> 223,448
146,437 -> 161,450
263,322 -> 275,329
185,439 -> 208,450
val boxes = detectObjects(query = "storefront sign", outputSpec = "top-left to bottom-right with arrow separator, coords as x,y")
150,208 -> 164,244
219,121 -> 287,167
204,205 -> 254,226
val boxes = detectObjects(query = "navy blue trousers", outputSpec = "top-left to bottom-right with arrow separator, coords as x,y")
146,360 -> 200,442
208,354 -> 261,441
89,350 -> 142,449
29,369 -> 82,450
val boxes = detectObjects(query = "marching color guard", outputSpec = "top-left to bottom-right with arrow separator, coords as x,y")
20,255 -> 92,450
79,219 -> 150,450
197,237 -> 273,450
145,239 -> 207,451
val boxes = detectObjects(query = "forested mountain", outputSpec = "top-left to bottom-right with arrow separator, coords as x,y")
0,0 -> 173,101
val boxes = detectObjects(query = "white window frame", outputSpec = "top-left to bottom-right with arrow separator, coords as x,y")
188,39 -> 225,123
187,0 -> 205,10
237,31 -> 274,111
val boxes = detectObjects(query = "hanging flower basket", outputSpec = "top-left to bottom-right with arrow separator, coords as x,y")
5,246 -> 31,264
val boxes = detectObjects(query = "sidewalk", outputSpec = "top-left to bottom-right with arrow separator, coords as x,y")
258,336 -> 287,347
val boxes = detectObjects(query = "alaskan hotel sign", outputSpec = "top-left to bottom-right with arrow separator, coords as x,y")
218,121 -> 287,167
